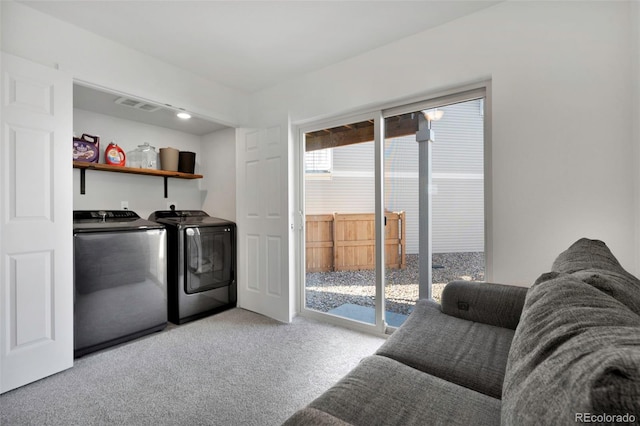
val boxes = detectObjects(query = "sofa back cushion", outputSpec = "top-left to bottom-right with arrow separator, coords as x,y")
552,238 -> 625,274
501,239 -> 640,425
551,238 -> 640,315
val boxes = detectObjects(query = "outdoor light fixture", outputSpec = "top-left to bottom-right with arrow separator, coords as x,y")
417,108 -> 444,143
421,108 -> 444,122
176,111 -> 191,119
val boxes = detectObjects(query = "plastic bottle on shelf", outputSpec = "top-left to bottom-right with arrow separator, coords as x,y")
105,142 -> 126,166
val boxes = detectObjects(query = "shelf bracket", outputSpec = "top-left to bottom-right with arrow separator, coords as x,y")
164,176 -> 168,198
80,168 -> 86,195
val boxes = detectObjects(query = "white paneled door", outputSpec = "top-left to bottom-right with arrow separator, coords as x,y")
236,126 -> 292,323
0,53 -> 73,393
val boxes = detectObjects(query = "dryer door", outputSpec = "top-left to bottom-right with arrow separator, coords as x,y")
184,226 -> 234,294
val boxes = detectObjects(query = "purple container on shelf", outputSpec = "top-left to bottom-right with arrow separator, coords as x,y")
73,134 -> 100,163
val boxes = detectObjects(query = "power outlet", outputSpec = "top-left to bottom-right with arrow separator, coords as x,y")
121,201 -> 129,210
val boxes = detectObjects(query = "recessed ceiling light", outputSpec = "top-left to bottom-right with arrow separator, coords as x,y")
177,112 -> 191,119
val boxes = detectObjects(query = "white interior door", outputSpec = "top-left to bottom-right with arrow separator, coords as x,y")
0,53 -> 73,393
236,125 -> 292,323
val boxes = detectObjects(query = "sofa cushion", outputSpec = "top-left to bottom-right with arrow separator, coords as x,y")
552,238 -> 625,274
304,355 -> 501,426
502,273 -> 640,425
551,238 -> 640,315
376,299 -> 514,399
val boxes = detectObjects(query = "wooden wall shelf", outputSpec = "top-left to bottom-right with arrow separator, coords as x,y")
73,161 -> 203,198
73,161 -> 203,179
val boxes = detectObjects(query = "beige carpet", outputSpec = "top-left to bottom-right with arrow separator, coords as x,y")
0,308 -> 385,426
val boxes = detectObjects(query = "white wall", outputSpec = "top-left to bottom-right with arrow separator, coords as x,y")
251,1 -> 637,285
201,128 -> 237,222
1,1 -> 246,127
73,109 -> 205,219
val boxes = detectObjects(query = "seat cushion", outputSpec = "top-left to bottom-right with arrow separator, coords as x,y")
502,272 -> 640,425
304,355 -> 501,426
376,299 -> 514,399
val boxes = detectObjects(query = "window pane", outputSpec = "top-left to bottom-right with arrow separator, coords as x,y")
304,120 -> 377,325
383,98 -> 485,327
305,149 -> 332,173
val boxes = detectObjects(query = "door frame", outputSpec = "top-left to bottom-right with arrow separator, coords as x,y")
294,81 -> 492,334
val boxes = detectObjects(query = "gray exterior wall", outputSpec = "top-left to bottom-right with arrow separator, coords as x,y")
305,99 -> 484,254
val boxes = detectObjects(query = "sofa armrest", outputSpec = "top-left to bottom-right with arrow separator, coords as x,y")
440,281 -> 528,330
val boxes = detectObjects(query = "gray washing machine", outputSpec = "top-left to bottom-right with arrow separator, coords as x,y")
73,210 -> 167,357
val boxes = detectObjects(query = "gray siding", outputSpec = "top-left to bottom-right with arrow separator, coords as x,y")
305,99 -> 484,254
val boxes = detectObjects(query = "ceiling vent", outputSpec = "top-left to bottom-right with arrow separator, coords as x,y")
114,97 -> 162,112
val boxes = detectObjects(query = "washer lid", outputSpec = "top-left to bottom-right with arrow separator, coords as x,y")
148,210 -> 208,221
74,210 -> 164,232
149,211 -> 234,227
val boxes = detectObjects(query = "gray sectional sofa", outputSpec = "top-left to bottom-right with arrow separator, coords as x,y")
284,239 -> 640,425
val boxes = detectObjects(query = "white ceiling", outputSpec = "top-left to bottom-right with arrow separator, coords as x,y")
73,83 -> 229,135
20,1 -> 499,134
20,0 -> 500,94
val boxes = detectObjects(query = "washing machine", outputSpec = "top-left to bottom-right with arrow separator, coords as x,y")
148,209 -> 236,324
73,210 -> 167,357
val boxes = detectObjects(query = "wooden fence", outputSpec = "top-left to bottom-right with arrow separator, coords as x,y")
306,212 -> 406,272
305,214 -> 335,273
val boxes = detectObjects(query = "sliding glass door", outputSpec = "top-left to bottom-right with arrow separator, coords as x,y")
299,87 -> 488,332
383,96 -> 486,326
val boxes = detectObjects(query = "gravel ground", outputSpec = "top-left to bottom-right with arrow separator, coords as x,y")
305,252 -> 485,316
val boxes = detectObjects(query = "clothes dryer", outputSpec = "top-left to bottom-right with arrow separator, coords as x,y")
148,210 -> 236,324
